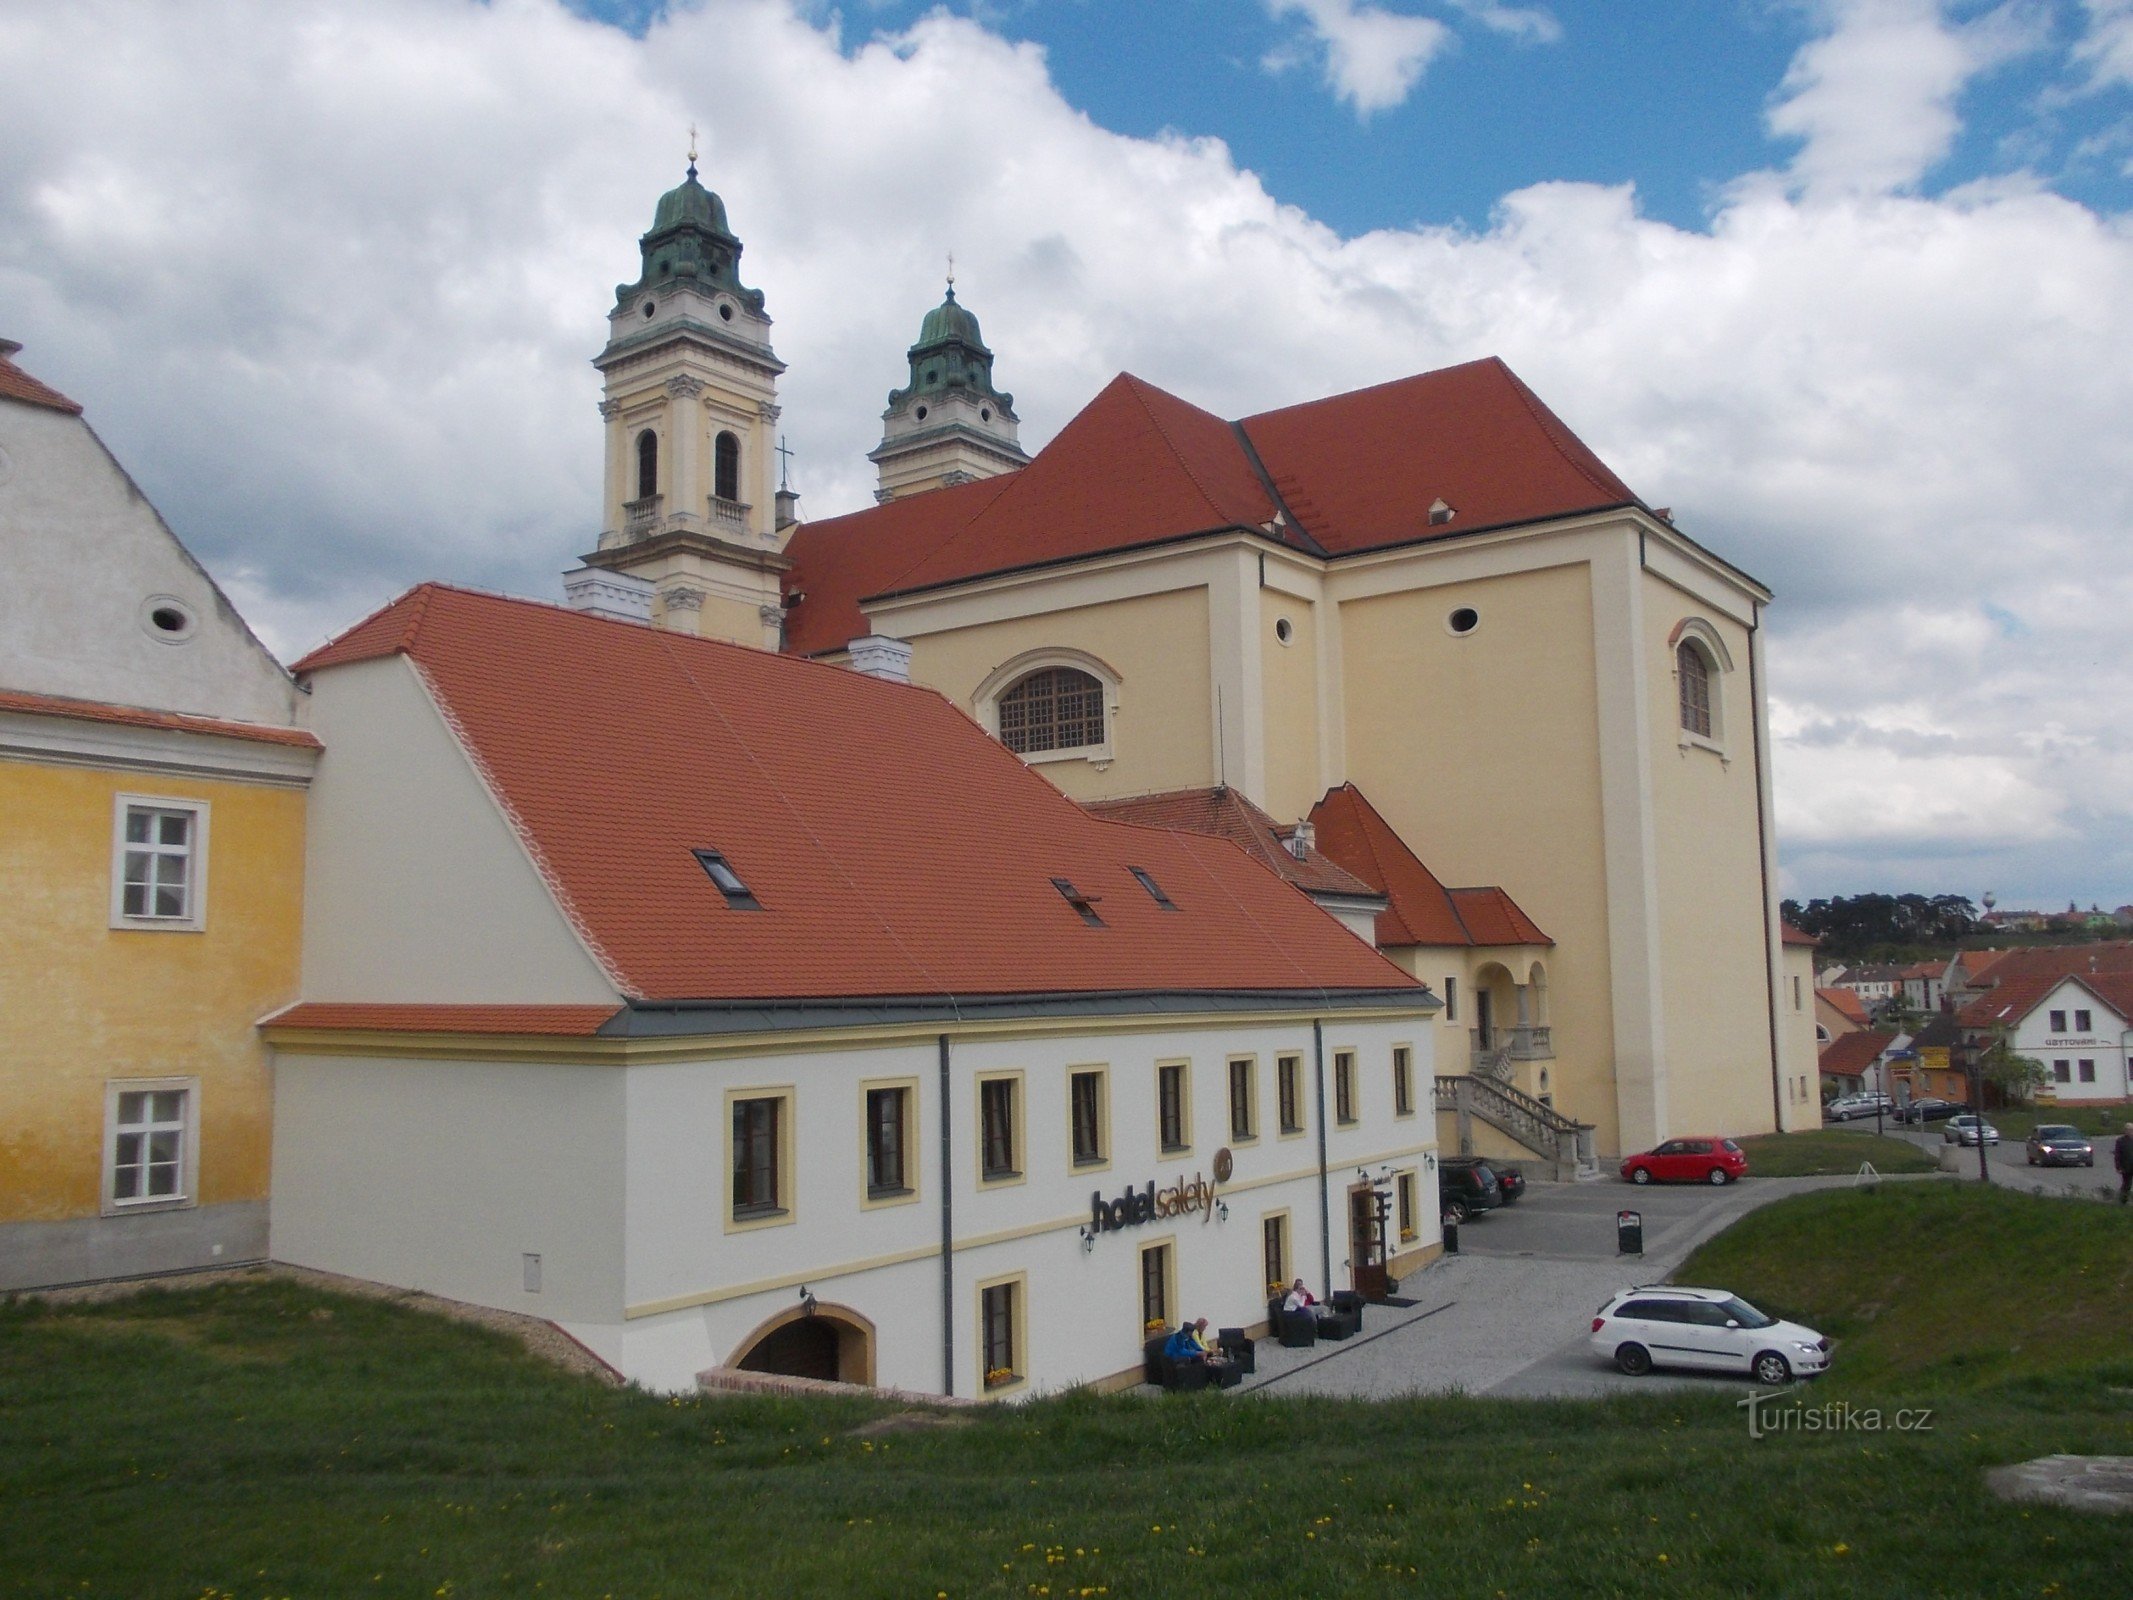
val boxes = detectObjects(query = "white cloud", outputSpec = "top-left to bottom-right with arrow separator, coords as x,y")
1,0 -> 2129,902
1445,0 -> 1561,44
1263,0 -> 1453,116
2074,0 -> 2133,89
1765,0 -> 2047,198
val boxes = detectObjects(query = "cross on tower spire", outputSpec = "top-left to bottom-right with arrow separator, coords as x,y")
687,122 -> 699,179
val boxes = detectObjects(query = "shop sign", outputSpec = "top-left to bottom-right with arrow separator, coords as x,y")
1089,1170 -> 1220,1233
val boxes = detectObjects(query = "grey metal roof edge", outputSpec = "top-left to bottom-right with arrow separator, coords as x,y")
601,986 -> 1437,1038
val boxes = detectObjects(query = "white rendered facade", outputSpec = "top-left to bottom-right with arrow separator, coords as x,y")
2008,979 -> 2133,1105
270,1012 -> 1436,1395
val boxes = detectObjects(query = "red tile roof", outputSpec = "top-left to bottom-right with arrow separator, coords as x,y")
1817,986 -> 1871,1025
1086,787 -> 1378,900
1781,921 -> 1818,947
1955,966 -> 2133,1030
781,359 -> 1646,654
296,585 -> 1421,1005
0,687 -> 319,749
262,1003 -> 619,1036
0,342 -> 83,414
1238,359 -> 1635,556
1820,1030 -> 1895,1077
1306,782 -> 1550,949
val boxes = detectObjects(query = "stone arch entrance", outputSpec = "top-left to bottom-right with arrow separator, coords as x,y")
728,1302 -> 877,1385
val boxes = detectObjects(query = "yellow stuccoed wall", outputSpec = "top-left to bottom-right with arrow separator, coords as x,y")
1331,562 -> 1623,1155
1257,589 -> 1321,825
0,759 -> 305,1223
906,587 -> 1215,804
1643,586 -> 1780,1137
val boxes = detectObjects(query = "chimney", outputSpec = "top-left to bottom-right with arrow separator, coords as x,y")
775,487 -> 801,532
848,634 -> 913,684
562,566 -> 654,624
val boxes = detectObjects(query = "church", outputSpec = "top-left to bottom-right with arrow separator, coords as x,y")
571,161 -> 1821,1165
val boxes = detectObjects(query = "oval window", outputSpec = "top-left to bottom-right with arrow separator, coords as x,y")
1275,617 -> 1294,645
915,405 -> 928,421
1447,607 -> 1479,636
642,300 -> 657,319
718,302 -> 734,322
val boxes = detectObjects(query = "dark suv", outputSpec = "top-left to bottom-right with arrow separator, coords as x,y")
1437,1159 -> 1504,1224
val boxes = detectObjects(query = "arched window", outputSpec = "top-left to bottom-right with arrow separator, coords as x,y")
1677,641 -> 1713,738
997,667 -> 1106,755
714,431 -> 740,503
636,430 -> 658,500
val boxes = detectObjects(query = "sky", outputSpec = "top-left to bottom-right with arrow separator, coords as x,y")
2,0 -> 2130,909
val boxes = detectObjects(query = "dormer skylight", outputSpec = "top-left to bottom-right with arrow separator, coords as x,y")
1129,866 -> 1178,911
694,849 -> 762,910
1051,877 -> 1106,928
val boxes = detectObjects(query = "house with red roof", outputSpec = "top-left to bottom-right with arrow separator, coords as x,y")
0,341 -> 318,1291
1954,957 -> 2133,1106
265,583 -> 1439,1393
574,166 -> 1811,1160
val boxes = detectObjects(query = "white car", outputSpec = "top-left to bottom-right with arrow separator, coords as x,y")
1824,1094 -> 1893,1122
1943,1115 -> 2000,1146
1590,1286 -> 1831,1385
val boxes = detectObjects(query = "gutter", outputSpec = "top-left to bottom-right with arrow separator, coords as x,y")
1313,1019 -> 1332,1298
938,1032 -> 954,1398
1747,600 -> 1786,1131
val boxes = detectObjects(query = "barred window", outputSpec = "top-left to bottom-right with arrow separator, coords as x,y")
997,667 -> 1105,755
1678,642 -> 1713,738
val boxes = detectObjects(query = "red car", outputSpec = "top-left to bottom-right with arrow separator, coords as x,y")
1620,1137 -> 1748,1186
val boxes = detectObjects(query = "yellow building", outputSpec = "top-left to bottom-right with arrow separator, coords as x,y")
584,170 -> 1814,1160
0,341 -> 315,1289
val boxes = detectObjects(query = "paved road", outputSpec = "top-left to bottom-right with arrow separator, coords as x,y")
1238,1170 -> 1881,1402
1820,1117 -> 2124,1200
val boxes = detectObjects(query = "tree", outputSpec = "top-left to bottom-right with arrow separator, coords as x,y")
1977,1032 -> 2047,1108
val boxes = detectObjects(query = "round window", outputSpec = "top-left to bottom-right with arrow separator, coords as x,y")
1275,617 -> 1294,645
139,595 -> 197,644
1447,607 -> 1480,636
915,405 -> 928,421
980,407 -> 991,422
718,302 -> 734,322
642,300 -> 656,319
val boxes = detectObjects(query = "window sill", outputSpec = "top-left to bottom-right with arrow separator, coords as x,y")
1228,1133 -> 1259,1148
1677,731 -> 1730,763
109,918 -> 206,934
1159,1144 -> 1191,1158
1016,742 -> 1114,770
101,1194 -> 195,1218
1071,1155 -> 1110,1172
862,1185 -> 920,1211
727,1204 -> 793,1233
1277,1126 -> 1306,1139
979,1169 -> 1024,1187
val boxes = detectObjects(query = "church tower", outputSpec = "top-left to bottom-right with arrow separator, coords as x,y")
868,280 -> 1029,501
579,158 -> 791,648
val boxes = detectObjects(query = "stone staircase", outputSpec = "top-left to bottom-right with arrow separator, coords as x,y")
1434,1072 -> 1599,1182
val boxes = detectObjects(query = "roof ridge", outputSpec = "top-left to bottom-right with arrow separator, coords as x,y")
1486,356 -> 1632,508
1119,374 -> 1261,532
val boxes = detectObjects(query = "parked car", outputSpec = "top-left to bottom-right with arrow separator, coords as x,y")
1895,1098 -> 1961,1124
1620,1137 -> 1747,1186
1590,1286 -> 1830,1384
1437,1160 -> 1503,1224
2025,1126 -> 2095,1167
1824,1094 -> 1893,1122
1443,1155 -> 1526,1204
1943,1115 -> 2000,1147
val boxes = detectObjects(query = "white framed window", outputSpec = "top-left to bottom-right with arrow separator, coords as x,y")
110,795 -> 209,931
725,1085 -> 796,1232
1668,619 -> 1734,756
972,648 -> 1121,769
103,1078 -> 199,1214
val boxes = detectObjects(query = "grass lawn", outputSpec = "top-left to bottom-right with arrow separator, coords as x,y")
1732,1128 -> 1939,1176
4,1185 -> 2129,1598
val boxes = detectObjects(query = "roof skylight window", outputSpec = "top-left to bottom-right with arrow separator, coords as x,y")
1129,866 -> 1178,911
1051,877 -> 1106,928
694,849 -> 762,910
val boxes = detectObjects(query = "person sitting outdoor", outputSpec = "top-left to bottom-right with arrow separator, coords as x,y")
1282,1278 -> 1317,1313
1164,1317 -> 1234,1376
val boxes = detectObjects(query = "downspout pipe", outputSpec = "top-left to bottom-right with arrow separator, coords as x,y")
938,1032 -> 954,1397
1313,1019 -> 1332,1297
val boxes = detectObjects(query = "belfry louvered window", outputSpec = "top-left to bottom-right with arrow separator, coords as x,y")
998,667 -> 1104,755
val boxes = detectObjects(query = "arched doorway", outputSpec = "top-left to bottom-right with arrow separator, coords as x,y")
727,1302 -> 877,1385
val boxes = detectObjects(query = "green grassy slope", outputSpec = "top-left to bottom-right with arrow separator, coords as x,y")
3,1188 -> 2129,1599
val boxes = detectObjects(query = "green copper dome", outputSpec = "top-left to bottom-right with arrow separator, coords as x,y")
652,167 -> 730,236
613,162 -> 761,314
918,286 -> 985,350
